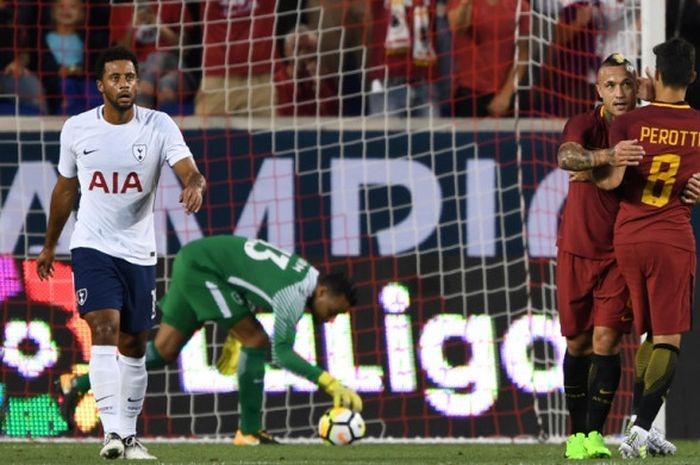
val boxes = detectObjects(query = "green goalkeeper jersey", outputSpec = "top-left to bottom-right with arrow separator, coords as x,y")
171,235 -> 323,382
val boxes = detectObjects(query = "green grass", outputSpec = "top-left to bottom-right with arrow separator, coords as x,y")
2,442 -> 700,465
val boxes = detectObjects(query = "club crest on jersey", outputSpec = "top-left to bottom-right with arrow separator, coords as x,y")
132,144 -> 147,163
76,288 -> 88,306
231,291 -> 244,305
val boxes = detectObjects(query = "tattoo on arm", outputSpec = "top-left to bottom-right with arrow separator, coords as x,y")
558,142 -> 611,171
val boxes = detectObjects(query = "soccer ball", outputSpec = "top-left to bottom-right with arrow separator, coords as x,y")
318,407 -> 365,445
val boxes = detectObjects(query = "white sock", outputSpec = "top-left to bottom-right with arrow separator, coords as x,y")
89,345 -> 120,436
117,353 -> 147,438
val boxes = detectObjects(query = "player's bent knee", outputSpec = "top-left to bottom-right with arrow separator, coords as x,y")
154,343 -> 180,363
240,330 -> 270,350
592,327 -> 623,355
565,333 -> 592,356
84,309 -> 121,344
118,331 -> 149,358
87,322 -> 120,345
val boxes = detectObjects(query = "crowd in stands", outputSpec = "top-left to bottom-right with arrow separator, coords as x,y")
0,0 -> 690,118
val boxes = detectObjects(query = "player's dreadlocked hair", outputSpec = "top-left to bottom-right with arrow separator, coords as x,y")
654,37 -> 696,89
319,273 -> 358,306
600,53 -> 636,76
94,46 -> 140,80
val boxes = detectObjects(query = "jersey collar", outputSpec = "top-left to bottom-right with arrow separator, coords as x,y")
649,101 -> 691,109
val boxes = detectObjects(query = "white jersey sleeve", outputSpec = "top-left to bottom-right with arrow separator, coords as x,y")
57,118 -> 77,178
156,113 -> 193,167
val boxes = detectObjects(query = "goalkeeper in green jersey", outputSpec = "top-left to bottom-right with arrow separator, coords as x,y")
56,235 -> 361,445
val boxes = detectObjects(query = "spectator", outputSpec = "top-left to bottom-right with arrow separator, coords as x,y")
532,1 -> 640,117
597,0 -> 639,63
0,1 -> 45,114
195,0 -> 276,117
367,0 -> 438,118
276,24 -> 339,117
5,0 -> 109,115
541,1 -> 599,117
306,0 -> 371,115
44,0 -> 100,115
447,0 -> 531,117
110,1 -> 195,110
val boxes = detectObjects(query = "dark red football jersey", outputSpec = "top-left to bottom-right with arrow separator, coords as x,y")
610,102 -> 700,252
557,105 -> 621,258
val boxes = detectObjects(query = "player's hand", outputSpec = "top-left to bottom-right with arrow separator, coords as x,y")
609,139 -> 644,166
215,332 -> 241,375
487,91 -> 512,117
179,185 -> 203,215
318,371 -> 363,412
681,172 -> 700,205
36,247 -> 56,281
637,67 -> 655,102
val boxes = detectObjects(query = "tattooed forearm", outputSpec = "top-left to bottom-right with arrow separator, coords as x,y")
557,142 -> 612,171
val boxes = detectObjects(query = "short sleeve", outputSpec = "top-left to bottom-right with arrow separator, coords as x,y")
157,113 -> 193,167
560,114 -> 591,145
57,119 -> 77,178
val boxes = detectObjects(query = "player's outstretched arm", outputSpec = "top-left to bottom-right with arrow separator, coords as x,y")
37,176 -> 79,280
271,324 -> 363,412
173,157 -> 206,215
558,141 -> 611,171
558,140 -> 643,172
318,371 -> 363,412
592,139 -> 645,190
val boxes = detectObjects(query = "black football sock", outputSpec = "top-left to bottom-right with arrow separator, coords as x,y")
564,351 -> 591,434
634,343 -> 679,431
587,353 -> 621,432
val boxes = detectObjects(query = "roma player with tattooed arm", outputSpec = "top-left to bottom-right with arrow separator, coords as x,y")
593,37 -> 699,459
555,53 -> 642,460
57,235 -> 361,446
555,53 -> 695,459
37,46 -> 206,460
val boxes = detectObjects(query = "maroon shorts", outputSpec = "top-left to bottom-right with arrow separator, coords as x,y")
615,242 -> 695,336
556,250 -> 632,337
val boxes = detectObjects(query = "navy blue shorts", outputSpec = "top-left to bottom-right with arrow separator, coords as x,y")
71,247 -> 156,334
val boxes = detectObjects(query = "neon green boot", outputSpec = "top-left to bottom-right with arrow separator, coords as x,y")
585,431 -> 611,458
564,432 -> 588,460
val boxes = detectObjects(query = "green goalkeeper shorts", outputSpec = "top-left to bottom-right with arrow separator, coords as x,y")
159,251 -> 254,336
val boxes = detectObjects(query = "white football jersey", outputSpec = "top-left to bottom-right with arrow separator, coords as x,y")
58,105 -> 193,265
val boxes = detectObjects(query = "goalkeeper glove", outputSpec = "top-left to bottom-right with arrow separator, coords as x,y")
317,371 -> 363,412
215,332 -> 241,375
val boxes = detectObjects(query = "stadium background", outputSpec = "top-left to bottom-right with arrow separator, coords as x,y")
1,0 -> 699,441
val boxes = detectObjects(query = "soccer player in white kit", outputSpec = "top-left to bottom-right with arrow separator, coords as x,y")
36,47 -> 206,460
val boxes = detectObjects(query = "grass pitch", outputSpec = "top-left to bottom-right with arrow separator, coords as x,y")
3,441 -> 700,465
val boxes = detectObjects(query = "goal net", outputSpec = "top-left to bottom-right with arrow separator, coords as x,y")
0,0 -> 644,440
